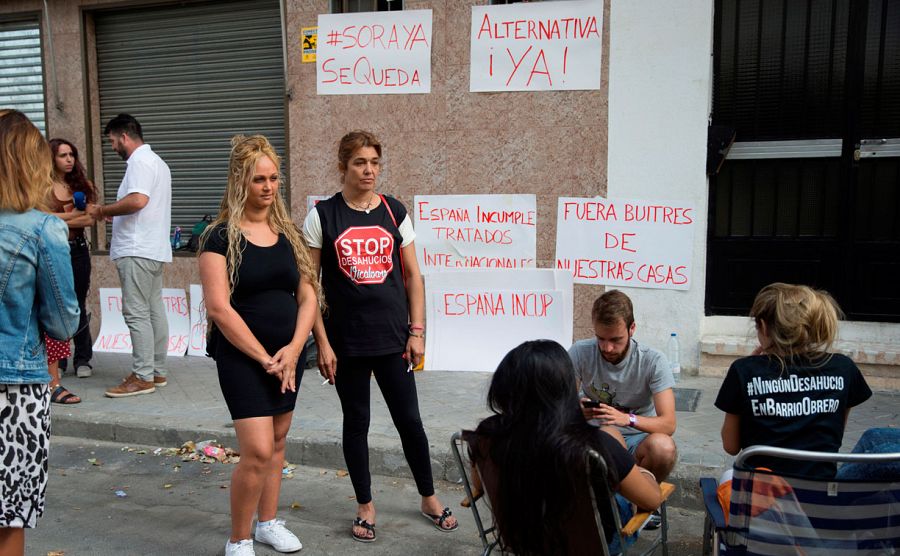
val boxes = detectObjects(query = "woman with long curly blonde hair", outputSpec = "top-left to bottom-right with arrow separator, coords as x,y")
199,135 -> 318,556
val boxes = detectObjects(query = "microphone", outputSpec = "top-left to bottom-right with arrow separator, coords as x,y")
72,191 -> 86,210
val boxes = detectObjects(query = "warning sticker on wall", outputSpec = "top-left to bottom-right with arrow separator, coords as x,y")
302,27 -> 317,63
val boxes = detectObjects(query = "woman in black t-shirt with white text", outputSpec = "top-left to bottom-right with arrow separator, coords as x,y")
303,130 -> 457,543
715,282 -> 872,478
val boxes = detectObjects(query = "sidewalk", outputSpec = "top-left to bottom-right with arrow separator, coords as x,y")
52,353 -> 900,510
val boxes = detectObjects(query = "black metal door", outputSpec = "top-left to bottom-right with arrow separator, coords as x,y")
707,0 -> 900,322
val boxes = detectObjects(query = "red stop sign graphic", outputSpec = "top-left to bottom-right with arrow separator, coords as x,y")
334,226 -> 395,285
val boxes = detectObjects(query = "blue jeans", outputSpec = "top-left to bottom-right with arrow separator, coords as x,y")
835,428 -> 900,480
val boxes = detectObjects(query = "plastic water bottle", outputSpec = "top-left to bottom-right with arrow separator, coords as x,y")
667,333 -> 681,383
172,226 -> 182,250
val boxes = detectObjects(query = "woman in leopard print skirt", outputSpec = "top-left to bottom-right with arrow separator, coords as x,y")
0,110 -> 80,555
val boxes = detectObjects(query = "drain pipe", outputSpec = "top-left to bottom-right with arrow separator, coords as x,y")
41,0 -> 63,112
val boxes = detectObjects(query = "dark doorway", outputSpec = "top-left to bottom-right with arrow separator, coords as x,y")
707,0 -> 900,322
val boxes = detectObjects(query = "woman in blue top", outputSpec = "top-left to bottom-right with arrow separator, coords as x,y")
0,110 -> 80,555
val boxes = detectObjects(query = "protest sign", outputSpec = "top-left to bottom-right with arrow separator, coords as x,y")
414,194 -> 536,272
424,269 -> 573,372
555,197 -> 696,290
93,288 -> 191,356
317,9 -> 432,95
470,0 -> 602,92
92,288 -> 131,354
188,284 -> 207,357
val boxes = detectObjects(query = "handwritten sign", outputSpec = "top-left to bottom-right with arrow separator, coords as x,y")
425,270 -> 573,372
302,26 -> 317,63
470,0 -> 602,92
555,197 -> 696,290
93,288 -> 191,356
414,195 -> 536,272
317,9 -> 432,95
92,288 -> 131,354
188,284 -> 207,357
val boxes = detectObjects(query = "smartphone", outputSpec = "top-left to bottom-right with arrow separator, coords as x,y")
582,399 -> 601,409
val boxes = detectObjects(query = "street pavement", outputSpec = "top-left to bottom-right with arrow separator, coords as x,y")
50,353 -> 900,512
30,436 -> 705,555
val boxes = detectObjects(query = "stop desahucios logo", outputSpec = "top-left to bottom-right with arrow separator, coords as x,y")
335,226 -> 394,285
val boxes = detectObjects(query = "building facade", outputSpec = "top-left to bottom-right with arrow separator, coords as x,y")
1,0 -> 897,385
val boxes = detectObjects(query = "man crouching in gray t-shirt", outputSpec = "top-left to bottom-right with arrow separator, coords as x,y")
569,290 -> 677,484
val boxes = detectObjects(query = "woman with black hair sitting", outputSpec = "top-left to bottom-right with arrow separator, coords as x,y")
470,340 -> 663,555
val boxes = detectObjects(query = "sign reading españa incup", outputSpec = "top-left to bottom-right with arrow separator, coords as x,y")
555,197 -> 697,290
413,194 -> 536,272
316,9 -> 432,95
469,0 -> 603,92
93,288 -> 192,356
425,269 -> 573,372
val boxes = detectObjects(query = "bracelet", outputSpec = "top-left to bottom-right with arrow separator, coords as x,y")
98,205 -> 104,218
639,468 -> 657,482
409,324 -> 425,331
409,332 -> 424,338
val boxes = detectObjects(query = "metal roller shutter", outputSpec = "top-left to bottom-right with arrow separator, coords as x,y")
95,0 -> 285,246
0,19 -> 46,133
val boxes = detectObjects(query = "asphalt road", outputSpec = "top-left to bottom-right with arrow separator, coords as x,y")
27,436 -> 704,555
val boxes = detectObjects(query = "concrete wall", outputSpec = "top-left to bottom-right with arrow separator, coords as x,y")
607,0 -> 714,370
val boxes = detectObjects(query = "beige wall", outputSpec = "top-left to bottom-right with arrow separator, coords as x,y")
2,0 -> 610,340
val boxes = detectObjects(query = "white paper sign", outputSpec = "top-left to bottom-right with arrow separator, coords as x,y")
470,0 -> 602,92
188,284 -> 207,357
414,195 -> 536,272
317,9 -> 432,95
92,288 -> 131,354
93,288 -> 191,356
555,197 -> 696,290
424,270 -> 573,372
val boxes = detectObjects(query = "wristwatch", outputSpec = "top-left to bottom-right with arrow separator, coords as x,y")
628,413 -> 637,427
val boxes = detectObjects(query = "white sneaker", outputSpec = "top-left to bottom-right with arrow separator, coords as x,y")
76,365 -> 92,378
225,538 -> 255,556
255,518 -> 302,552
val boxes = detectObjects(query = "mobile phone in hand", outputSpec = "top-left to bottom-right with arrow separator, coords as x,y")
582,399 -> 601,409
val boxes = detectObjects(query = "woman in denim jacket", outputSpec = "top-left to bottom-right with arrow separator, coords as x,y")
0,110 -> 80,555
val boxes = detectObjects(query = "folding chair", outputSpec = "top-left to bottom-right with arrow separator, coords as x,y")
451,430 -> 673,555
700,445 -> 900,555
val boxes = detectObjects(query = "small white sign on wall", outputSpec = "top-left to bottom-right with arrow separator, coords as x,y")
555,197 -> 696,290
413,194 -> 536,272
317,9 -> 433,95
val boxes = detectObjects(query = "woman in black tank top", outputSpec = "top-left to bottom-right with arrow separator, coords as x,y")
303,131 -> 458,543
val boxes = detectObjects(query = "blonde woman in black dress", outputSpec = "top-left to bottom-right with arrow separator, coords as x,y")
200,135 -> 319,556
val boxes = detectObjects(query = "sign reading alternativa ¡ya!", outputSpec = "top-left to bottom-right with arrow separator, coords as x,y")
469,0 -> 602,92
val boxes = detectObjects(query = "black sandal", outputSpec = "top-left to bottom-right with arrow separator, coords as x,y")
421,507 -> 459,532
50,384 -> 81,404
351,517 -> 376,543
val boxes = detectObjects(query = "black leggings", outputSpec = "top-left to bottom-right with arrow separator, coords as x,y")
70,240 -> 92,367
334,352 -> 434,504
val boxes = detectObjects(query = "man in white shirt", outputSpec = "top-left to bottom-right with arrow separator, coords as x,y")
88,114 -> 172,398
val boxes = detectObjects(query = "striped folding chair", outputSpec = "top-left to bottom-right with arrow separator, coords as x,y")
700,446 -> 900,555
